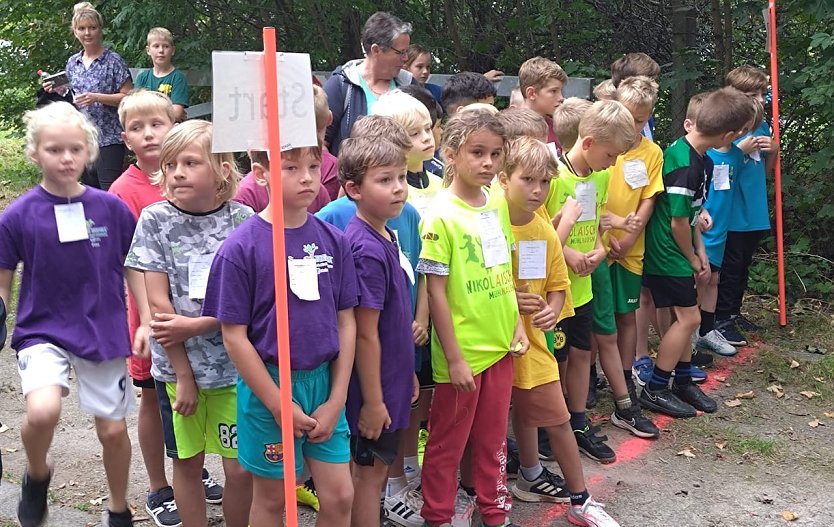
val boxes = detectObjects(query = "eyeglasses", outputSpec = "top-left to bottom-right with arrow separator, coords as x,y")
387,45 -> 408,57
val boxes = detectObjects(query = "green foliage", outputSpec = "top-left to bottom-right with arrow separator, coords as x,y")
0,131 -> 39,191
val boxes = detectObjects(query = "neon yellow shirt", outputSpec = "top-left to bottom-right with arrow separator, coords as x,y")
407,170 -> 444,219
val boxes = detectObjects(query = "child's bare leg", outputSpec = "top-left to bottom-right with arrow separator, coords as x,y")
221,456 -> 252,527
138,387 -> 169,491
511,412 -> 539,470
616,312 -> 638,369
95,417 -> 131,512
309,459 -> 353,527
249,474 -> 285,527
173,453 -> 206,527
657,307 -> 699,371
545,423 -> 585,493
22,386 -> 62,479
565,346 -> 591,423
351,462 -> 388,527
594,333 -> 629,404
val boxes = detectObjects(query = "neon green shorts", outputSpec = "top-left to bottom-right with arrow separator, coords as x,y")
156,381 -> 239,460
609,263 -> 642,315
591,264 -> 617,335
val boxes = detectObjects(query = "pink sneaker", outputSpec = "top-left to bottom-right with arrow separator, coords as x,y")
568,496 -> 620,527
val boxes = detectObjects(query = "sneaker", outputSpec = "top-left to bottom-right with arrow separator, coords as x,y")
18,467 -> 51,527
568,495 -> 620,527
625,377 -> 640,407
450,485 -> 476,527
734,314 -> 763,332
573,425 -> 616,464
202,468 -> 223,504
385,489 -> 424,527
716,320 -> 748,346
690,347 -> 714,367
417,427 -> 428,466
639,384 -> 696,418
511,465 -> 570,503
671,365 -> 707,384
537,428 -> 554,461
696,330 -> 737,356
611,405 -> 660,439
672,382 -> 717,413
631,356 -> 654,387
145,486 -> 182,527
296,478 -> 320,512
101,508 -> 134,527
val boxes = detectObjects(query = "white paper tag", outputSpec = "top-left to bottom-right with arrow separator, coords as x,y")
288,257 -> 320,301
392,230 -> 415,285
518,240 -> 547,280
623,159 -> 649,189
54,202 -> 89,243
546,142 -> 560,160
574,181 -> 597,222
477,210 -> 509,268
188,253 -> 215,300
691,208 -> 702,227
749,149 -> 762,162
712,164 -> 731,191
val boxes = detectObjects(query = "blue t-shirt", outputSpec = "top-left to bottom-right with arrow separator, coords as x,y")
729,120 -> 771,232
357,75 -> 397,114
703,146 -> 745,267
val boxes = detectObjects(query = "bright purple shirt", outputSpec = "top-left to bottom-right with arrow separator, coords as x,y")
0,186 -> 135,360
202,214 -> 358,369
344,217 -> 414,433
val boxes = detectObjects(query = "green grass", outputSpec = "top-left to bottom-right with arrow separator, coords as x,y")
0,130 -> 39,199
75,502 -> 91,513
675,415 -> 784,460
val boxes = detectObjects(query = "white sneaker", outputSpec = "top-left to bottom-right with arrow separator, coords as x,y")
568,496 -> 620,527
450,486 -> 475,527
696,329 -> 737,356
384,488 -> 424,527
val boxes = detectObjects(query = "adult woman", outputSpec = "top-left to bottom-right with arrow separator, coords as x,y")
323,11 -> 416,155
65,2 -> 132,190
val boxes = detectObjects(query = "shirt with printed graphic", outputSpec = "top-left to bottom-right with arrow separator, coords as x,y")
135,68 -> 189,107
703,146 -> 745,267
125,200 -> 254,387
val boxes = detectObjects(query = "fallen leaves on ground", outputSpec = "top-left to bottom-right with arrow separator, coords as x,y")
714,375 -> 727,382
799,391 -> 821,399
790,360 -> 800,369
767,385 -> 785,398
782,511 -> 799,521
89,496 -> 108,506
824,412 -> 834,419
808,419 -> 825,428
715,441 -> 728,450
725,399 -> 743,408
677,448 -> 697,458
736,390 -> 756,399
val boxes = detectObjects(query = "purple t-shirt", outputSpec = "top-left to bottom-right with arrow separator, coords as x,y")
202,213 -> 358,370
0,185 -> 135,361
344,217 -> 414,433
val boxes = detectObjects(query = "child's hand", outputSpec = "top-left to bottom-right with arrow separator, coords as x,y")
412,373 -> 420,404
150,313 -> 196,347
412,320 -> 429,347
173,378 -> 198,417
757,136 -> 778,154
449,359 -> 476,392
307,400 -> 341,443
516,284 -> 545,316
561,197 -> 583,226
584,249 -> 606,275
532,304 -> 557,331
737,135 -> 758,155
624,212 -> 642,233
695,250 -> 711,285
483,69 -> 505,83
564,247 -> 590,275
358,401 -> 391,440
600,212 -> 613,232
132,325 -> 151,359
698,209 -> 713,232
509,322 -> 529,357
291,403 -> 318,439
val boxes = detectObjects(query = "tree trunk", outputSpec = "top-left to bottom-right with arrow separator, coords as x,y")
669,0 -> 697,140
723,0 -> 734,79
710,0 -> 726,84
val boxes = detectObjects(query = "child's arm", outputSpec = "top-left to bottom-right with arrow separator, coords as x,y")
670,216 -> 704,276
426,274 -> 476,392
693,225 -> 711,284
413,275 -> 430,346
149,312 -> 220,346
600,211 -> 640,233
554,197 -> 582,245
0,268 -> 13,317
354,306 -> 391,440
532,290 -> 567,331
125,268 -> 151,358
582,229 -> 607,275
759,136 -> 779,176
609,196 -> 656,260
222,323 -> 317,437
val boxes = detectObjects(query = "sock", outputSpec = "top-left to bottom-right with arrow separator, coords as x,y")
674,361 -> 692,386
520,463 -> 543,481
569,411 -> 587,431
647,365 -> 672,391
623,369 -> 633,385
699,310 -> 715,337
570,489 -> 591,507
460,482 -> 476,497
403,455 -> 421,479
590,364 -> 598,381
615,394 -> 632,411
386,475 -> 408,497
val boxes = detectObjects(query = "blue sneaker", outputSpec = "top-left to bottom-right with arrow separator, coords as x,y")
632,356 -> 654,386
670,365 -> 707,384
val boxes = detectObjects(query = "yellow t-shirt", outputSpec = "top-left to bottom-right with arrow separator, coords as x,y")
605,137 -> 664,274
407,170 -> 444,219
419,188 -> 518,383
510,213 -> 573,389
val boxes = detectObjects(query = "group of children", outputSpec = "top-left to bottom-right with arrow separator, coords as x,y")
0,17 -> 776,527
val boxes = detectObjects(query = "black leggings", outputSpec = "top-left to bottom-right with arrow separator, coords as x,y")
81,143 -> 126,190
716,230 -> 768,319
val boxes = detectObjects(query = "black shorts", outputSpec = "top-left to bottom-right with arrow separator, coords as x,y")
351,430 -> 401,466
132,376 -> 155,389
710,263 -> 721,273
416,349 -> 435,390
555,301 -> 593,353
644,274 -> 697,308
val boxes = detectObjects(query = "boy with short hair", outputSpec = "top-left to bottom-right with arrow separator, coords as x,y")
134,28 -> 189,122
610,53 -> 660,140
203,146 -> 357,527
552,98 -> 594,151
642,88 -> 755,418
399,84 -> 445,176
518,56 -> 568,148
496,107 -> 548,142
440,72 -> 497,116
593,80 -> 616,101
339,136 -> 416,527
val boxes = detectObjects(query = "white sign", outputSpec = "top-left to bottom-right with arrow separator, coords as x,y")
212,51 -> 317,153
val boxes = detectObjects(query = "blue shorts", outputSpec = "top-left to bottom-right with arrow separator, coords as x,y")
236,362 -> 350,480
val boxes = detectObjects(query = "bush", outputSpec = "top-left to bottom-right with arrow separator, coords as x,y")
0,131 -> 40,193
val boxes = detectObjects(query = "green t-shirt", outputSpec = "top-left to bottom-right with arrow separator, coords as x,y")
135,68 -> 189,107
644,137 -> 708,277
418,189 -> 518,383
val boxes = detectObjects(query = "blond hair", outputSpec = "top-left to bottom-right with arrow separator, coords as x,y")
71,2 -> 103,29
338,137 -> 406,194
519,57 -> 568,98
441,111 -> 507,187
724,65 -> 768,94
593,79 -> 616,101
615,76 -> 659,110
312,85 -> 330,130
695,87 -> 756,137
611,53 -> 660,87
372,89 -> 432,134
24,101 -> 99,164
578,100 -> 636,152
350,115 -> 411,150
496,107 -> 548,141
459,102 -> 499,116
156,120 -> 239,202
552,97 -> 593,150
118,89 -> 176,128
146,27 -> 174,46
504,137 -> 557,181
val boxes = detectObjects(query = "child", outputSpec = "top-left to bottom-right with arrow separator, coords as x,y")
642,88 -> 755,418
496,107 -> 548,142
399,84 -> 445,176
134,28 -> 189,122
593,80 -> 616,101
500,137 -> 620,526
125,120 -> 254,527
610,53 -> 661,140
716,65 -> 777,346
202,144 -> 357,527
440,72 -> 497,116
551,98 -> 593,151
518,56 -> 568,149
418,111 -> 529,527
404,44 -> 443,104
0,102 -> 136,527
543,100 -> 635,463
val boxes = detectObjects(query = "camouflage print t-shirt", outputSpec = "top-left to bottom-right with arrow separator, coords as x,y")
125,200 -> 254,388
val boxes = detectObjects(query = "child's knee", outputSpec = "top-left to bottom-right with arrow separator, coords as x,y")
677,307 -> 701,329
95,418 -> 128,446
26,404 -> 60,431
321,480 -> 354,513
222,458 -> 251,486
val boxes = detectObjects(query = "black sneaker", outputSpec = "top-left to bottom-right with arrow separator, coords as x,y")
673,382 -> 718,413
102,508 -> 134,527
202,468 -> 223,504
146,486 -> 182,527
573,425 -> 616,464
611,405 -> 660,439
626,377 -> 640,407
506,446 -> 519,479
716,320 -> 748,346
639,384 -> 697,418
537,428 -> 554,461
734,314 -> 763,332
691,347 -> 714,368
18,468 -> 51,527
511,465 -> 570,503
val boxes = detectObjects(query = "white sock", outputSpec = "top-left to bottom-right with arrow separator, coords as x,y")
387,475 -> 409,497
520,463 -> 543,482
403,456 -> 421,480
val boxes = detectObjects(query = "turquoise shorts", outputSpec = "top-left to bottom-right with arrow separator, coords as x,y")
237,362 -> 350,480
